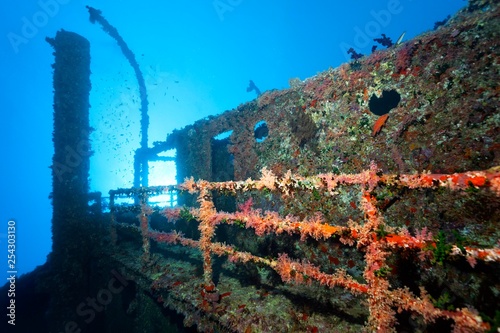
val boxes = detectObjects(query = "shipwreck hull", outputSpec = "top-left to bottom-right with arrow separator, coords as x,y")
38,1 -> 499,333
102,2 -> 500,332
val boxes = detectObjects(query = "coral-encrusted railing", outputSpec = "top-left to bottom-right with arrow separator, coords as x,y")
109,164 -> 500,332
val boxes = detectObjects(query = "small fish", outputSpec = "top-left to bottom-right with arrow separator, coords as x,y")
220,291 -> 232,298
372,113 -> 390,136
396,31 -> 406,45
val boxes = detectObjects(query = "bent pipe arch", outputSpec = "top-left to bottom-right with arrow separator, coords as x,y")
87,6 -> 150,187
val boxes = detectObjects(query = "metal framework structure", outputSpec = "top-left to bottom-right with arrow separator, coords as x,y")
109,164 -> 499,332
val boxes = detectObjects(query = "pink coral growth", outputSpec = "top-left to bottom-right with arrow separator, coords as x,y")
237,198 -> 253,214
395,42 -> 416,74
415,227 -> 433,242
162,207 -> 181,223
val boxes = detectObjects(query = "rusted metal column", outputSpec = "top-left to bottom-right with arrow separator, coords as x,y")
46,29 -> 92,257
46,29 -> 92,331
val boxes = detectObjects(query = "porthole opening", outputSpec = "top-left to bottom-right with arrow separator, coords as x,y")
368,89 -> 401,116
254,120 -> 268,143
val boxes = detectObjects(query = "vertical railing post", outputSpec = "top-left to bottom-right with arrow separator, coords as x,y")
169,189 -> 175,207
197,186 -> 217,289
109,191 -> 117,246
139,191 -> 151,264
